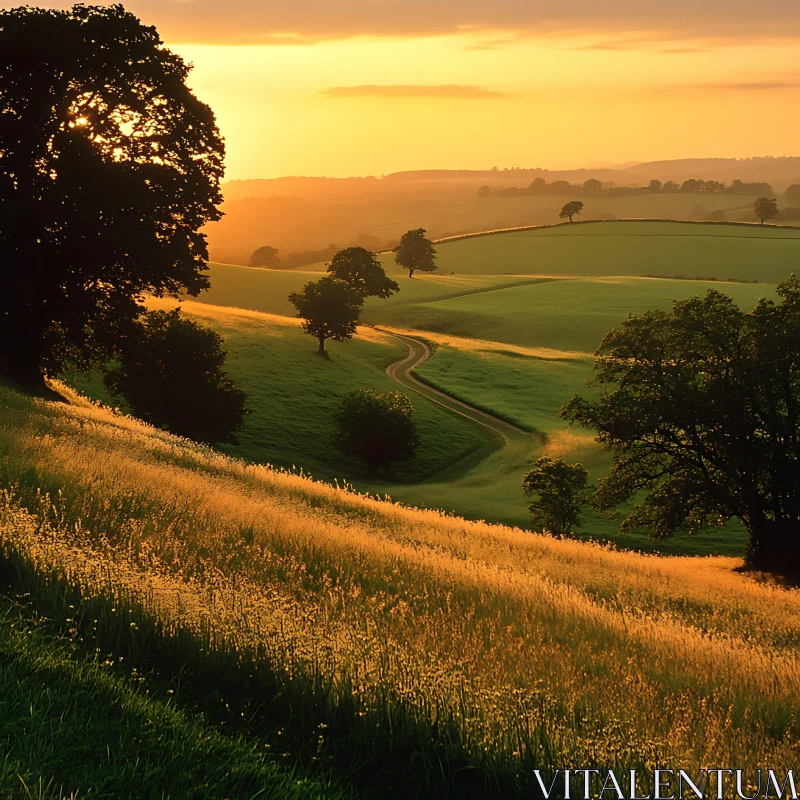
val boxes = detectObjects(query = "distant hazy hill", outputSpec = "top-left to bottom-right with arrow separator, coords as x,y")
222,157 -> 800,202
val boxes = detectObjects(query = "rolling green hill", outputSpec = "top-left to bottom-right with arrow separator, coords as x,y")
415,220 -> 800,278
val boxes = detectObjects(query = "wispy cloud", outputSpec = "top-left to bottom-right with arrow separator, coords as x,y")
11,0 -> 800,45
658,46 -> 709,54
672,80 -> 800,92
319,84 -> 511,99
564,40 -> 637,51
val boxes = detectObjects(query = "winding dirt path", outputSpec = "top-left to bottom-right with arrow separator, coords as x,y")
377,328 -> 532,445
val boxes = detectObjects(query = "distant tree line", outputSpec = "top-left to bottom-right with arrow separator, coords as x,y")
250,234 -> 398,271
480,177 -> 777,199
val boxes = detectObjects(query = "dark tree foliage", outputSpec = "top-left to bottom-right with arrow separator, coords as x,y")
334,389 -> 420,476
104,309 -> 247,445
327,247 -> 399,299
754,197 -> 779,225
288,276 -> 363,355
249,246 -> 280,268
559,200 -> 584,222
0,5 -> 224,386
393,229 -> 437,278
522,457 -> 589,535
562,277 -> 800,574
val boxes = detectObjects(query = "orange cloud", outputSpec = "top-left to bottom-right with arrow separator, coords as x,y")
10,1 -> 800,45
319,84 -> 510,99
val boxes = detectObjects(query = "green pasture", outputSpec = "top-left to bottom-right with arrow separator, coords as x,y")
414,220 -> 800,278
370,276 -> 777,353
69,310 -> 490,486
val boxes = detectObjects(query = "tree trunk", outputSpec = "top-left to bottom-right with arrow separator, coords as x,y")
317,335 -> 326,355
408,268 -> 414,278
745,518 -> 800,575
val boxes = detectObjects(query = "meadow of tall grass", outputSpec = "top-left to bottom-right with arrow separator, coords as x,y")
0,382 -> 798,797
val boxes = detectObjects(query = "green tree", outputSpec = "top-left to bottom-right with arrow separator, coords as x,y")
334,389 -> 420,476
327,247 -> 399,299
522,457 -> 589,535
104,309 -> 247,445
647,179 -> 663,192
559,201 -> 584,223
249,246 -> 281,268
0,6 -> 224,388
754,197 -> 779,225
288,276 -> 363,355
583,178 -> 603,193
562,277 -> 800,574
393,229 -> 437,278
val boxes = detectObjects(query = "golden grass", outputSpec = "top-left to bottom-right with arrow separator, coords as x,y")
148,297 -> 394,345
1,384 -> 798,787
378,326 -> 590,360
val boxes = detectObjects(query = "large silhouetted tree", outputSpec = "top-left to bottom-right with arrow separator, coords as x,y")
0,5 -> 224,387
393,229 -> 437,278
104,309 -> 247,444
289,276 -> 363,355
562,277 -> 800,575
327,247 -> 399,298
334,389 -> 419,476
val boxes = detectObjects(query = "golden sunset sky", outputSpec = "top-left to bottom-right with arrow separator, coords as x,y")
13,2 -> 800,179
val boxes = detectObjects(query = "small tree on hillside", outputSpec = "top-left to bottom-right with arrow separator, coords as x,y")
288,276 -> 363,355
327,247 -> 399,299
562,276 -> 800,575
334,389 -> 419,476
104,309 -> 247,444
754,197 -> 779,225
522,457 -> 590,535
250,246 -> 281,268
647,179 -> 663,192
394,228 -> 437,278
583,178 -> 603,193
559,201 -> 584,223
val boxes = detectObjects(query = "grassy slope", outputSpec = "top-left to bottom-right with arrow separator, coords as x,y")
70,301 -> 490,486
0,595 -> 342,800
1,385 -> 798,798
413,220 -> 800,278
375,276 -> 777,352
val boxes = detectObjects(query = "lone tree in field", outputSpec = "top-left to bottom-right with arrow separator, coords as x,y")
334,389 -> 420,476
249,246 -> 281,269
0,6 -> 224,388
522,457 -> 590,535
393,229 -> 437,278
559,201 -> 584,223
562,276 -> 800,575
104,309 -> 247,445
754,197 -> 779,225
327,247 -> 399,299
289,277 -> 363,355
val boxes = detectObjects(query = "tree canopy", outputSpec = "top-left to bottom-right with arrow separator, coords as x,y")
104,309 -> 247,445
754,197 -> 779,225
393,229 -> 437,278
327,247 -> 399,299
249,246 -> 281,269
522,457 -> 589,536
334,389 -> 419,476
562,277 -> 800,574
288,276 -> 363,355
559,201 -> 584,222
0,5 -> 224,386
